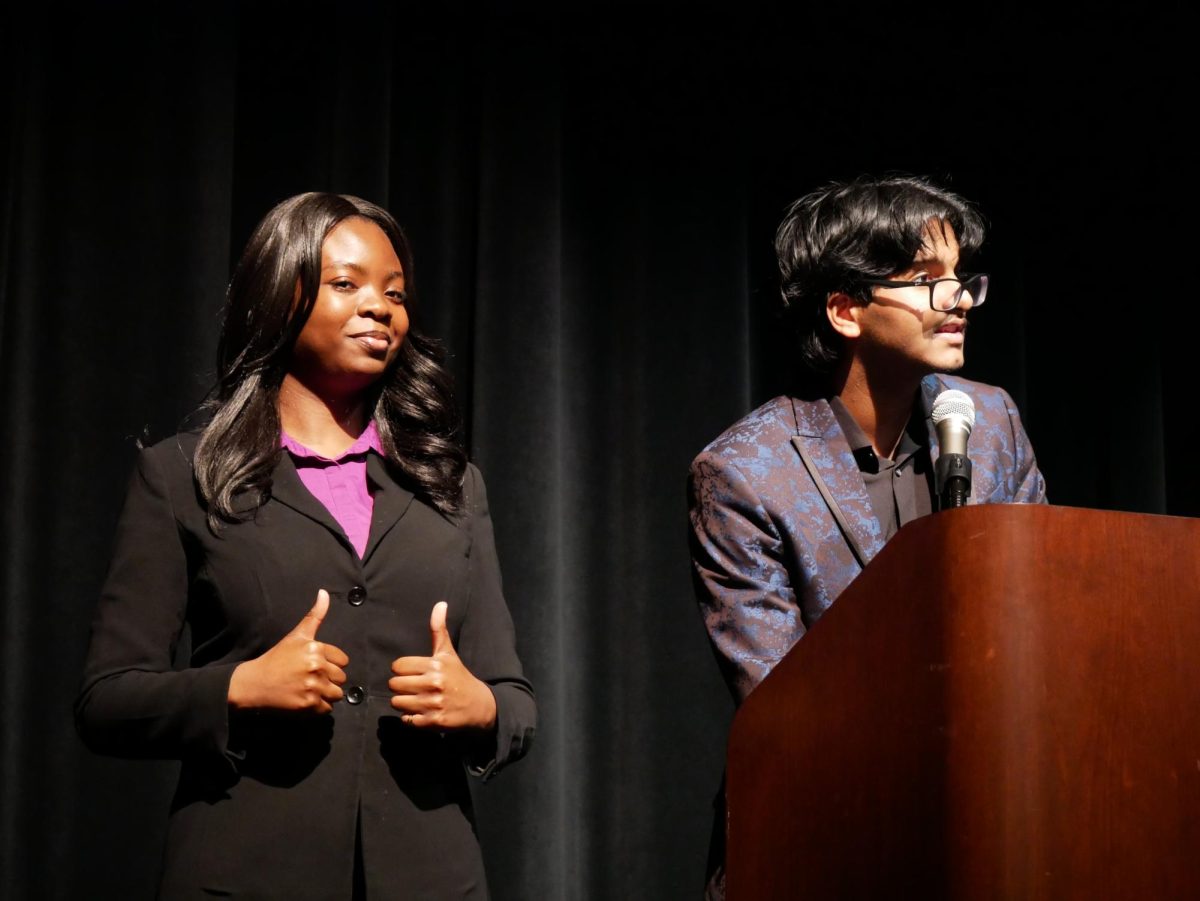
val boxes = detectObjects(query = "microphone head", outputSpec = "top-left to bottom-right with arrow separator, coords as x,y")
932,389 -> 976,433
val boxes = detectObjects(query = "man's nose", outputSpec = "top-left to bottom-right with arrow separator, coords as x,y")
953,283 -> 975,311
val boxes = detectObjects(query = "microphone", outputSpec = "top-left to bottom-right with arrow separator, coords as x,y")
932,389 -> 975,510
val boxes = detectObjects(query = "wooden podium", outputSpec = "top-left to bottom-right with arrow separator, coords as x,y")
725,505 -> 1200,900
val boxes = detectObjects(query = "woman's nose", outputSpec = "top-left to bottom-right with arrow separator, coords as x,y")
356,288 -> 390,320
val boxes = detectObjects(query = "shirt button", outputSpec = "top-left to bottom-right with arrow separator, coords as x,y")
346,685 -> 365,705
347,585 -> 367,606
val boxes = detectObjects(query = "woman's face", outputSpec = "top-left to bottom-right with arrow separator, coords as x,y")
289,216 -> 409,396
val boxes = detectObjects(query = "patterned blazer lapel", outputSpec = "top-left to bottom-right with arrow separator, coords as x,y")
921,375 -> 943,470
789,397 -> 887,567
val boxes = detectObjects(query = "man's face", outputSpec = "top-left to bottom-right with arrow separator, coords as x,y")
851,221 -> 975,379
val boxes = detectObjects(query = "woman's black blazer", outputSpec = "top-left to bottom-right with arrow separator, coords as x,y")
76,432 -> 536,899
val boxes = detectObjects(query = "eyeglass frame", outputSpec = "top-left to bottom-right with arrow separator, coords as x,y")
861,273 -> 989,312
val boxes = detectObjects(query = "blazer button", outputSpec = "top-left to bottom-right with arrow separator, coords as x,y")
347,585 -> 367,606
346,685 -> 365,705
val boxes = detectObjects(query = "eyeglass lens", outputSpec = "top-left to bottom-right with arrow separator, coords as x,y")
933,274 -> 988,311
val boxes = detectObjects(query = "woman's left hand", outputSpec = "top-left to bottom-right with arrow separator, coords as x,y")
389,602 -> 498,731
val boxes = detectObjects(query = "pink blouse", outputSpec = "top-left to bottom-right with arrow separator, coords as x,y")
280,422 -> 383,558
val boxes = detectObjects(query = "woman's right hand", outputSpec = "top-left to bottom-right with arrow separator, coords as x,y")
227,589 -> 349,713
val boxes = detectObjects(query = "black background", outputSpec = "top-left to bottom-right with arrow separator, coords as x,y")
2,3 -> 1195,898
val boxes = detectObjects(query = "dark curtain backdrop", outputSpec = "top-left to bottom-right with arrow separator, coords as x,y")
2,3 -> 1196,899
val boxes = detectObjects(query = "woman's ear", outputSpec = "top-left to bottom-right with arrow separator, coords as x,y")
826,291 -> 864,340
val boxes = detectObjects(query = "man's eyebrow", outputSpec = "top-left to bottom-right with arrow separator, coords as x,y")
910,252 -> 957,266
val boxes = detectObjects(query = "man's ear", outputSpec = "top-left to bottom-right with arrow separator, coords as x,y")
826,291 -> 864,339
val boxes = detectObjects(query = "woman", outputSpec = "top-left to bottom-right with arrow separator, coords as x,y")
75,193 -> 536,899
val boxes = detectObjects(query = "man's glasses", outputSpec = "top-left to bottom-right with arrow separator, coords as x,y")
862,273 -> 989,312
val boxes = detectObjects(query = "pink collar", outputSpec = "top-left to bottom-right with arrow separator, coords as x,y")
280,421 -> 383,461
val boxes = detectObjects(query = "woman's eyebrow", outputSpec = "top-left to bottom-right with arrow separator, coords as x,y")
322,261 -> 404,280
323,260 -> 367,274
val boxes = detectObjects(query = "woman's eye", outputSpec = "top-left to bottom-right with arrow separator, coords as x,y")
387,290 -> 407,303
910,273 -> 932,285
331,280 -> 355,291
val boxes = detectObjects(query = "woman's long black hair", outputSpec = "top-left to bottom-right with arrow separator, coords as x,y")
194,192 -> 466,530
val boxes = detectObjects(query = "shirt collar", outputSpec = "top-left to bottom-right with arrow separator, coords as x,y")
828,396 -> 925,474
281,421 -> 383,462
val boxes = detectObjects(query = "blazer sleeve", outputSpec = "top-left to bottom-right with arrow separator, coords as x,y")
688,450 -> 806,704
452,463 -> 536,781
74,446 -> 241,768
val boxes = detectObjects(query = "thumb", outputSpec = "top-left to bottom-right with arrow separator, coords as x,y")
294,589 -> 330,640
430,601 -> 454,656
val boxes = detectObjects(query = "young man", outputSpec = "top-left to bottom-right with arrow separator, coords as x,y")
687,175 -> 1046,895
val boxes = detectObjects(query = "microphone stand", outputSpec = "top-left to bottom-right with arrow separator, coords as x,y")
936,454 -> 972,510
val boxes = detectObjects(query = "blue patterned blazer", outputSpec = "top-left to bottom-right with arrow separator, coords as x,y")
688,374 -> 1047,703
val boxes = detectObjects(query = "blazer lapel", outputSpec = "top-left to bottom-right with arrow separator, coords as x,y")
362,454 -> 415,563
267,452 -> 356,553
789,397 -> 886,566
921,375 -> 942,469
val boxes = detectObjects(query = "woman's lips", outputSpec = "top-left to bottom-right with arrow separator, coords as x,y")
351,332 -> 391,352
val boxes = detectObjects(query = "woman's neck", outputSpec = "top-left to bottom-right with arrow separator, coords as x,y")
278,374 -> 368,458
